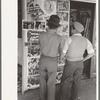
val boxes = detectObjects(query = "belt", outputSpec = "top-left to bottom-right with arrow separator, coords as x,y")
41,53 -> 58,58
67,56 -> 83,61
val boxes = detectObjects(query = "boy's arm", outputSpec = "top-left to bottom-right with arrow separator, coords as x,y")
60,37 -> 71,62
83,53 -> 94,62
62,37 -> 71,54
83,39 -> 95,62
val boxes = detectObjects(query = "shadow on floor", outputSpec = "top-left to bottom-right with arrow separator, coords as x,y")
18,78 -> 96,100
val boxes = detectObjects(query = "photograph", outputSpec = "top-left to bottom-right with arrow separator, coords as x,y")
35,21 -> 46,31
23,21 -> 35,29
42,0 -> 57,15
17,0 -> 97,100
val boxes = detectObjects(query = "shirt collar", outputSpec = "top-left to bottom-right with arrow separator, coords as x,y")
73,33 -> 82,36
47,29 -> 57,34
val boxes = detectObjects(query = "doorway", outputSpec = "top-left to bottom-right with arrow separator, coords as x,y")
70,1 -> 95,78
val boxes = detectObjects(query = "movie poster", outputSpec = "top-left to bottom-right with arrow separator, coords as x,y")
27,30 -> 40,57
23,0 -> 69,89
27,0 -> 45,21
27,0 -> 56,21
56,0 -> 70,36
57,0 -> 69,12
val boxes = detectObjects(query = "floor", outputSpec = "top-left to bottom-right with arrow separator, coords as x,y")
18,77 -> 96,100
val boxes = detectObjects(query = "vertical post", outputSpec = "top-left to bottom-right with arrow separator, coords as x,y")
22,0 -> 28,94
90,5 -> 96,78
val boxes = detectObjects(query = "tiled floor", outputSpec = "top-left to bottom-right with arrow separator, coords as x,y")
18,78 -> 96,100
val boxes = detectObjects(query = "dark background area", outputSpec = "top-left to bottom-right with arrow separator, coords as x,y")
18,0 -> 22,38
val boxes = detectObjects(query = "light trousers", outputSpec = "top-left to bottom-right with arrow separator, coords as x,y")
39,55 -> 58,100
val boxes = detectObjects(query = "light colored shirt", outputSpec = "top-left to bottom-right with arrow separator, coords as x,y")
62,34 -> 94,61
39,30 -> 65,57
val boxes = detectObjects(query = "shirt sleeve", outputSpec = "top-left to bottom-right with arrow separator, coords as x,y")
86,39 -> 94,54
62,37 -> 72,54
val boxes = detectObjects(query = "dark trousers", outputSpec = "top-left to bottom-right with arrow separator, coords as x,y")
60,60 -> 83,100
39,55 -> 58,100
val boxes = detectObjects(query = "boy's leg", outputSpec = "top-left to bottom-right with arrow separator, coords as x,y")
60,61 -> 76,100
39,57 -> 47,100
71,61 -> 83,100
47,58 -> 57,100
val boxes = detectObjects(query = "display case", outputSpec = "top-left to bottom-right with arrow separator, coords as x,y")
22,0 -> 70,93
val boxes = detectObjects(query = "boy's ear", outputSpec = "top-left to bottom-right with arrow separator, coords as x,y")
71,29 -> 76,34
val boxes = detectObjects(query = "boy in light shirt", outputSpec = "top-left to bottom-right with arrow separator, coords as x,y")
60,21 -> 94,100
